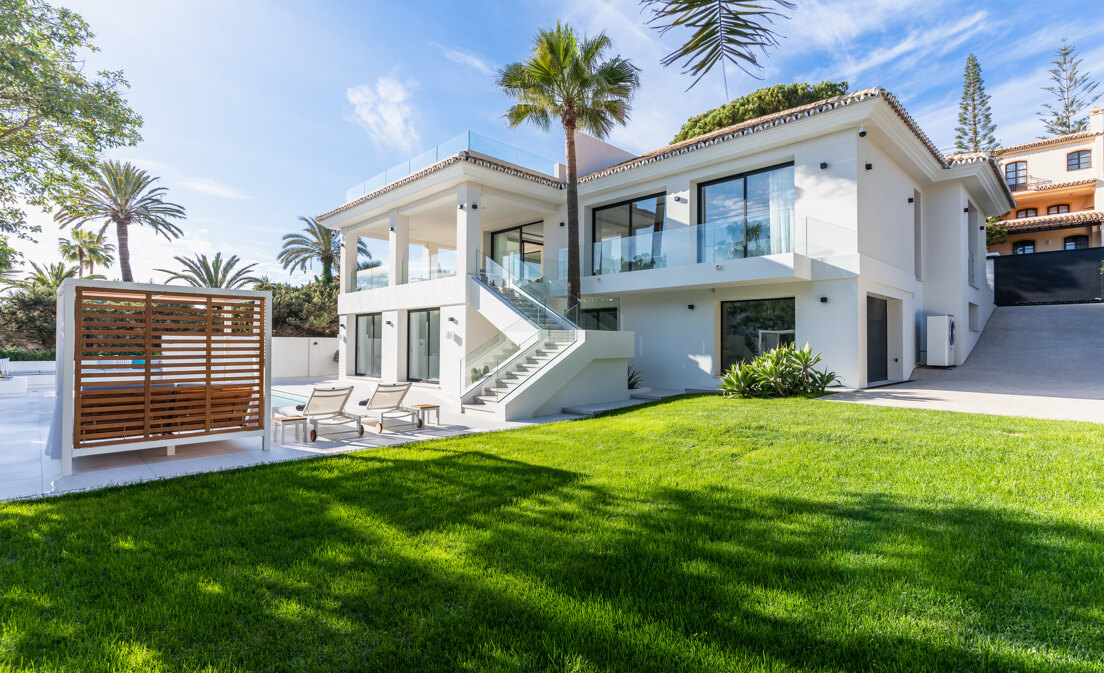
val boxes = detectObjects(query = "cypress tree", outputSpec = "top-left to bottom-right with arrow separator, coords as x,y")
1038,39 -> 1101,136
954,54 -> 998,153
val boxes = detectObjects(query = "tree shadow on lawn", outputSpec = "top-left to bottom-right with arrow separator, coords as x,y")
1,452 -> 1103,672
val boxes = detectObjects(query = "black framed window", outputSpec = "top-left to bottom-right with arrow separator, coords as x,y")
720,298 -> 795,371
1047,204 -> 1070,215
1005,161 -> 1027,191
491,222 -> 543,281
1012,240 -> 1035,255
591,193 -> 665,274
1016,208 -> 1037,218
698,163 -> 795,262
407,309 -> 440,382
354,313 -> 383,377
1065,235 -> 1089,250
1067,150 -> 1091,171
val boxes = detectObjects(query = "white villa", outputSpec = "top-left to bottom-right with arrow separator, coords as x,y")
317,88 -> 1015,420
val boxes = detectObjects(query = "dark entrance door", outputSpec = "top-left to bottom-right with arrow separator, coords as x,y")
867,296 -> 888,383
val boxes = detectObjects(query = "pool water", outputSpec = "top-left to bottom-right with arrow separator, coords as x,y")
271,390 -> 307,409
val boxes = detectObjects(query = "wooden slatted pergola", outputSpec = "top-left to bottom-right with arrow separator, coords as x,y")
55,280 -> 271,474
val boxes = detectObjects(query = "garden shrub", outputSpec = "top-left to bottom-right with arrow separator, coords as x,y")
719,343 -> 839,398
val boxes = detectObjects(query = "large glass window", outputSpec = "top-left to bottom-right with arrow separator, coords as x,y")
591,194 -> 665,274
354,313 -> 383,378
407,309 -> 440,382
1047,204 -> 1070,215
698,163 -> 795,260
1005,161 -> 1027,191
491,222 -> 543,281
1012,240 -> 1035,255
1065,235 -> 1089,250
1068,150 -> 1091,171
720,298 -> 796,371
1016,208 -> 1037,218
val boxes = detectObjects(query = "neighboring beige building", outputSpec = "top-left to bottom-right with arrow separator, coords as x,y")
990,107 -> 1104,255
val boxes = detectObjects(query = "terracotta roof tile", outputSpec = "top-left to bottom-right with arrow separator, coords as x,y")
996,131 -> 1102,156
1000,210 -> 1103,232
1019,177 -> 1098,193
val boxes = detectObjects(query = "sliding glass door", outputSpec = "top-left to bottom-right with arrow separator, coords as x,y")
354,313 -> 382,378
491,222 -> 544,281
698,163 -> 794,260
407,309 -> 440,382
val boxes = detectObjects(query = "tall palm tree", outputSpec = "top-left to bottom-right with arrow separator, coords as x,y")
498,24 -> 639,319
278,216 -> 370,285
55,160 -> 187,282
156,252 -> 260,289
58,224 -> 116,278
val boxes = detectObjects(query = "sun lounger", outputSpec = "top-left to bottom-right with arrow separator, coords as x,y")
357,382 -> 422,433
292,386 -> 358,442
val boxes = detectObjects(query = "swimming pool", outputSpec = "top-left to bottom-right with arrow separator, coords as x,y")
270,390 -> 307,409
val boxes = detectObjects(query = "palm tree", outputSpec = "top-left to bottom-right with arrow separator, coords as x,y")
277,216 -> 370,285
498,24 -> 639,319
58,224 -> 116,278
1,261 -> 98,291
156,252 -> 261,289
55,160 -> 186,282
641,0 -> 794,95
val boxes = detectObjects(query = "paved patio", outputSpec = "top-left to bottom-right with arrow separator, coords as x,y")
0,377 -> 576,502
829,304 -> 1104,423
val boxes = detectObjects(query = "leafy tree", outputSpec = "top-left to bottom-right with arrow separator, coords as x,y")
954,54 -> 998,153
278,216 -> 370,286
498,24 -> 639,320
1038,39 -> 1101,136
0,0 -> 142,268
0,284 -> 57,349
253,279 -> 338,337
986,218 -> 1008,247
55,160 -> 186,282
157,252 -> 260,289
58,224 -> 114,277
641,0 -> 794,95
671,81 -> 848,143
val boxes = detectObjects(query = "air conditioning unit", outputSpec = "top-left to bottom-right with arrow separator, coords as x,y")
926,314 -> 956,367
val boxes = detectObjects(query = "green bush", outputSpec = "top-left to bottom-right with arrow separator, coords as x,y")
0,285 -> 57,350
719,343 -> 839,398
0,346 -> 55,361
253,279 -> 338,337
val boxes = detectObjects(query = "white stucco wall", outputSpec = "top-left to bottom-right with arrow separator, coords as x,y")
272,337 -> 339,378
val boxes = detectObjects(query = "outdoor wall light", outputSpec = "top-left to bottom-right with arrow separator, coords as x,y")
448,316 -> 458,324
673,195 -> 686,203
865,163 -> 873,171
389,224 -> 395,232
458,203 -> 465,210
385,320 -> 393,326
908,197 -> 914,203
820,162 -> 829,170
963,207 -> 970,213
471,203 -> 478,210
820,296 -> 829,303
715,264 -> 723,271
688,304 -> 695,310
858,124 -> 867,137
559,221 -> 565,227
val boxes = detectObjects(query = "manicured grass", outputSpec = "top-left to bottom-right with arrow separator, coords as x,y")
3,396 -> 1104,672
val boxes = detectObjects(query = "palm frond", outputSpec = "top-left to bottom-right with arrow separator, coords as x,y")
157,252 -> 260,289
642,0 -> 793,90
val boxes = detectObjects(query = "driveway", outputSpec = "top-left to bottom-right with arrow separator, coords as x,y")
829,304 -> 1104,423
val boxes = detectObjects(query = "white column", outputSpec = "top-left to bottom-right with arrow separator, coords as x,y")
387,211 -> 409,285
340,228 -> 358,293
665,177 -> 692,227
456,183 -> 482,277
382,310 -> 407,381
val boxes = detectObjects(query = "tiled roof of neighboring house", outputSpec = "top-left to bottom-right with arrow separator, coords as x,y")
944,152 -> 1014,202
1001,210 -> 1104,232
1022,177 -> 1098,193
996,131 -> 1102,156
316,151 -> 564,221
320,87 -> 1012,221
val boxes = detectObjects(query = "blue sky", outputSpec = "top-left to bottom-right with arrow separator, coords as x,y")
14,0 -> 1104,283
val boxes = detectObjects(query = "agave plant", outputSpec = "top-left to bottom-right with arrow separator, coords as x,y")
719,343 -> 840,398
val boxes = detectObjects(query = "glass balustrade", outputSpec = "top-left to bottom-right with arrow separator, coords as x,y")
345,131 -> 558,203
355,264 -> 389,291
403,251 -> 457,283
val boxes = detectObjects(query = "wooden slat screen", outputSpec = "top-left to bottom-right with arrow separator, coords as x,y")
73,286 -> 266,449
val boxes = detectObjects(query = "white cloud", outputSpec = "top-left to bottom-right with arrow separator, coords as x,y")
346,77 -> 421,154
175,177 -> 251,200
435,43 -> 496,75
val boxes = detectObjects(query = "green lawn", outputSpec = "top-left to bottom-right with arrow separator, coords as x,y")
3,396 -> 1104,672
